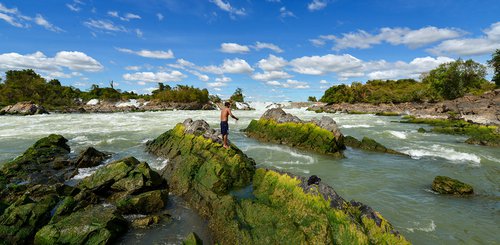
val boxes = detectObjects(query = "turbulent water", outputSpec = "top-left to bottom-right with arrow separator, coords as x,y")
0,105 -> 499,244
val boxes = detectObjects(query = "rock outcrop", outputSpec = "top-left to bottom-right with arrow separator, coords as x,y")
146,118 -> 409,244
0,135 -> 168,244
0,101 -> 48,115
344,136 -> 407,156
75,147 -> 111,168
244,108 -> 346,156
432,176 -> 474,195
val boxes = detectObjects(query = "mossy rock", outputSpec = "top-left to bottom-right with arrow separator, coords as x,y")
131,215 -> 162,229
432,176 -> 473,195
0,193 -> 59,244
344,136 -> 406,155
244,118 -> 345,156
417,127 -> 427,133
182,232 -> 203,245
401,116 -> 500,147
116,190 -> 168,214
375,112 -> 400,116
34,205 -> 128,245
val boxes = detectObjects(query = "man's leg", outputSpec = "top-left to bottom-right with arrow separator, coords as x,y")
223,134 -> 229,148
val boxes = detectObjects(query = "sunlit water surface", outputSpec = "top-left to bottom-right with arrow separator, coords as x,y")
0,106 -> 498,244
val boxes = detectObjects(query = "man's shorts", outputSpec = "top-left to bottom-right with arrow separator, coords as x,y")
220,121 -> 229,135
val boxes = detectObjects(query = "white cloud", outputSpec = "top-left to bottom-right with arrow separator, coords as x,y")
108,11 -> 141,21
280,7 -> 295,18
290,54 -> 363,75
215,76 -> 232,83
313,26 -> 464,50
0,51 -> 103,73
0,12 -> 24,27
266,79 -> 310,89
157,13 -> 164,21
200,58 -> 254,74
220,43 -> 250,53
207,82 -> 227,87
252,71 -> 292,81
364,56 -> 455,80
429,22 -> 500,56
125,66 -> 141,71
257,54 -> 288,71
34,14 -> 63,32
84,19 -> 127,32
308,0 -> 328,11
135,29 -> 143,38
116,48 -> 175,59
66,4 -> 81,12
253,42 -> 283,53
319,79 -> 329,84
123,71 -> 186,83
210,0 -> 246,16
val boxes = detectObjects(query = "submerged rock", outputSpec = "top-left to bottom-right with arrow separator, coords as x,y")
146,118 -> 409,244
74,147 -> 111,168
131,215 -> 162,229
344,136 -> 407,156
183,232 -> 203,245
432,176 -> 473,195
244,108 -> 346,156
0,101 -> 48,115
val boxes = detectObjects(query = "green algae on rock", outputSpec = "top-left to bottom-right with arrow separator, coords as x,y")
146,118 -> 409,244
432,176 -> 474,195
344,136 -> 408,156
182,232 -> 204,245
243,108 -> 345,156
401,116 -> 500,147
34,205 -> 128,245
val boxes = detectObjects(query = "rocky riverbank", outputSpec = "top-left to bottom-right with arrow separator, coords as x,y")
309,89 -> 500,126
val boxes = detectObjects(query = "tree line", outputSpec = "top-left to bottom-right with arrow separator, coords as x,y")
320,50 -> 500,104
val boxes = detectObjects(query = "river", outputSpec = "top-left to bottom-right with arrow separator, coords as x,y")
0,105 -> 498,244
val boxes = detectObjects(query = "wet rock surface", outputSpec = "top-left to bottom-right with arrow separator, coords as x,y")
432,176 -> 474,195
146,118 -> 409,244
245,108 -> 346,156
344,136 -> 408,155
0,101 -> 48,115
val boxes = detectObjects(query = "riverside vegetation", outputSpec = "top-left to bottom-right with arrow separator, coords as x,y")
146,119 -> 410,244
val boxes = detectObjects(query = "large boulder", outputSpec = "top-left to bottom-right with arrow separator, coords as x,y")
74,147 -> 110,168
432,176 -> 474,195
244,109 -> 345,156
0,101 -> 48,115
146,119 -> 408,244
34,205 -> 128,245
116,190 -> 168,214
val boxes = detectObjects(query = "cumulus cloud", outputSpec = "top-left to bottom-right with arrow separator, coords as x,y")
289,53 -> 453,80
210,0 -> 246,17
0,51 -> 103,73
125,66 -> 141,71
308,0 -> 329,11
220,43 -> 250,53
116,48 -> 175,59
123,71 -> 186,83
267,79 -> 310,89
290,54 -> 363,75
257,54 -> 288,71
428,22 -> 500,56
200,58 -> 254,74
252,70 -> 292,81
312,26 -> 464,50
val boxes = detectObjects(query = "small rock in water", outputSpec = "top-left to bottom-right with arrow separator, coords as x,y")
432,176 -> 474,195
307,175 -> 321,185
182,232 -> 203,245
75,147 -> 111,168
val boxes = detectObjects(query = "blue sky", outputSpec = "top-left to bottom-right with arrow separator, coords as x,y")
0,0 -> 499,101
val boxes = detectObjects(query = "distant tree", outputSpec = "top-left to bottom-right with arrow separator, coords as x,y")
488,49 -> 500,87
423,59 -> 487,100
209,94 -> 221,103
110,80 -> 114,89
307,96 -> 317,102
230,88 -> 244,102
48,79 -> 61,86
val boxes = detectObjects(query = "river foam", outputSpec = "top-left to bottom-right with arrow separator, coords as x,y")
402,144 -> 481,166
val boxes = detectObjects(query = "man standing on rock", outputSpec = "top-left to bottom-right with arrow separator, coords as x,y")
221,101 -> 239,149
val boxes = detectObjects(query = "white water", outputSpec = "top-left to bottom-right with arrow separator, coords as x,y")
0,107 -> 499,244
